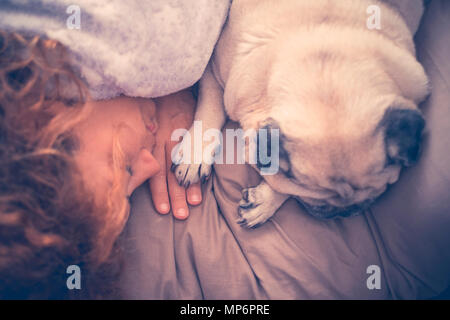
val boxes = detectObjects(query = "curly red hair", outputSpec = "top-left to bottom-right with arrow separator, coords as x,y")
0,31 -> 121,299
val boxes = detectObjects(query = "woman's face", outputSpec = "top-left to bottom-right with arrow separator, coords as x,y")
74,96 -> 160,228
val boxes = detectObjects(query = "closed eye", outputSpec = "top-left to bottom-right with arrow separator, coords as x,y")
126,165 -> 133,176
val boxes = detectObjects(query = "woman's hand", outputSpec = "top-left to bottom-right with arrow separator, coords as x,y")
149,89 -> 202,219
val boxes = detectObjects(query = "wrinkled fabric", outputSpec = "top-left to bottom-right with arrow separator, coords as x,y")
119,0 -> 450,299
0,0 -> 230,99
367,0 -> 450,299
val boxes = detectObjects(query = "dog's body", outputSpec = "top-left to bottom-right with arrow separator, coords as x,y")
173,0 -> 429,227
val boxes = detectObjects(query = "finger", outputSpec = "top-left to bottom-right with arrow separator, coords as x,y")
186,182 -> 202,206
149,143 -> 170,214
166,141 -> 189,220
167,170 -> 189,220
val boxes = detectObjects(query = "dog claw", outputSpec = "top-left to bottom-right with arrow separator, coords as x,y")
171,161 -> 212,188
237,218 -> 261,229
242,188 -> 249,201
239,202 -> 254,209
201,172 -> 211,184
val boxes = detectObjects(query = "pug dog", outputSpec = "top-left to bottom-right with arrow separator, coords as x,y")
172,0 -> 429,227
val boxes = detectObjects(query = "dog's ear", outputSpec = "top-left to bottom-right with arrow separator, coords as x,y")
376,39 -> 430,103
257,118 -> 291,172
257,118 -> 278,169
381,107 -> 425,167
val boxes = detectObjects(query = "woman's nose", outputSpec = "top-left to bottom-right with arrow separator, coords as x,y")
127,148 -> 161,196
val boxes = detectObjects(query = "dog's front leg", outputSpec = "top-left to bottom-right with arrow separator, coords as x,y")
238,180 -> 289,228
172,62 -> 226,187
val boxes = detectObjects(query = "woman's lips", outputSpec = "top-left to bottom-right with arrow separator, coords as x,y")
146,120 -> 158,134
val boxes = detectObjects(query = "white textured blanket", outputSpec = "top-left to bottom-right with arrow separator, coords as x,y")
0,0 -> 230,99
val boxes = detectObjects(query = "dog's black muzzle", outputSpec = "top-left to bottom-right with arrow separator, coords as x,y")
294,197 -> 373,219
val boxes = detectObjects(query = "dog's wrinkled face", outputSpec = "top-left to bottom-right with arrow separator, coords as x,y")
255,55 -> 426,219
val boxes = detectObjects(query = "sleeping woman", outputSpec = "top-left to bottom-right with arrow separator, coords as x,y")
0,31 -> 203,299
0,0 -> 230,299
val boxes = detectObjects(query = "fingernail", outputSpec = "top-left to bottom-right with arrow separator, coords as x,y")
176,208 -> 188,219
190,194 -> 200,203
159,203 -> 169,213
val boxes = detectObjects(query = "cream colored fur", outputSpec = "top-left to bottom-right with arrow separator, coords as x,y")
174,0 -> 429,226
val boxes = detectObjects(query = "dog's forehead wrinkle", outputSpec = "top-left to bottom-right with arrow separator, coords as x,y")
271,50 -> 399,125
273,99 -> 384,142
288,133 -> 385,173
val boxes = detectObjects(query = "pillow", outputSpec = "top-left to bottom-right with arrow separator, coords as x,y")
0,0 -> 231,99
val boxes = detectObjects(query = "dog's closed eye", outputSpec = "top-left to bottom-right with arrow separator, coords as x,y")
256,118 -> 292,174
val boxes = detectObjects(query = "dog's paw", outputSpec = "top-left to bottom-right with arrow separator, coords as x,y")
170,141 -> 214,187
171,162 -> 212,188
171,129 -> 221,187
237,187 -> 277,228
